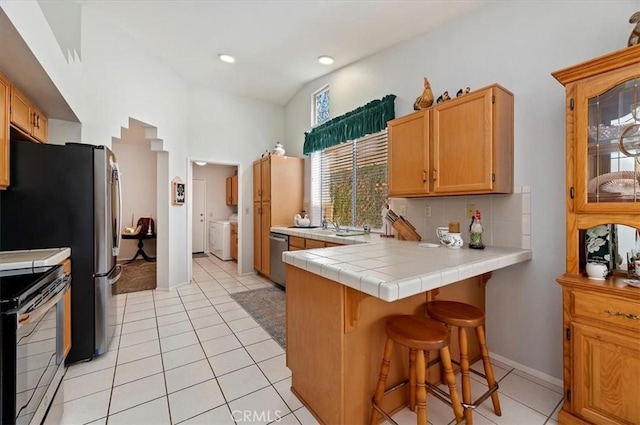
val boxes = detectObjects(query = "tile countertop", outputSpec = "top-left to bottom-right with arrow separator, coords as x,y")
0,248 -> 71,271
271,226 -> 531,302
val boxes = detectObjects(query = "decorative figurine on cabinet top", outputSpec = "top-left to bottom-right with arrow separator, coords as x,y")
272,142 -> 285,156
413,77 -> 434,110
456,87 -> 471,97
629,11 -> 640,46
436,91 -> 451,104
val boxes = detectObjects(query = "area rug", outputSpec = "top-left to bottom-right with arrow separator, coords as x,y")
113,260 -> 157,295
230,287 -> 286,348
192,252 -> 209,258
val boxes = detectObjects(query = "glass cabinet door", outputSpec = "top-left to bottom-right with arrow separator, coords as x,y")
585,78 -> 640,206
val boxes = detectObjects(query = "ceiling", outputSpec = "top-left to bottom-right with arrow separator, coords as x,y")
78,0 -> 489,106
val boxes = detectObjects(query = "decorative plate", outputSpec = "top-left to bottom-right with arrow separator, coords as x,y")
623,279 -> 640,288
600,179 -> 640,197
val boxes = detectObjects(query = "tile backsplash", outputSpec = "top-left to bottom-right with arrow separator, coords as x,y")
390,186 -> 530,249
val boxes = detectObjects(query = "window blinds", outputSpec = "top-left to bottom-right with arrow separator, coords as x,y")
310,129 -> 388,230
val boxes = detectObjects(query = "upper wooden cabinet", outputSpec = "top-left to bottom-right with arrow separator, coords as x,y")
226,174 -> 238,206
10,85 -> 48,143
388,110 -> 430,196
388,84 -> 513,198
0,73 -> 9,189
553,44 -> 640,217
252,155 -> 303,278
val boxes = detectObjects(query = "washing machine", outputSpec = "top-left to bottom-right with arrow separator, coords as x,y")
209,220 -> 232,260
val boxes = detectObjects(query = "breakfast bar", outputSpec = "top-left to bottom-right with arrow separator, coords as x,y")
274,227 -> 531,424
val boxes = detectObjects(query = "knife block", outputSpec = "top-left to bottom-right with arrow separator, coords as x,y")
392,217 -> 422,241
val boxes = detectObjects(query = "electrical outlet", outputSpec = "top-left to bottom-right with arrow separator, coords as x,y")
424,206 -> 431,217
398,205 -> 407,217
466,203 -> 476,218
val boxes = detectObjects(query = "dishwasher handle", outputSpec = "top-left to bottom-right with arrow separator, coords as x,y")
269,234 -> 288,243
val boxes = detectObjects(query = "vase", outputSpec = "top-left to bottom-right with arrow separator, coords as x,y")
273,142 -> 285,156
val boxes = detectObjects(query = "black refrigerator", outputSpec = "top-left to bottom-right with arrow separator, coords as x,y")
1,140 -> 123,363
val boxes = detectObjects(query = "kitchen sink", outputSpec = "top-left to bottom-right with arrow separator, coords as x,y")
335,230 -> 365,237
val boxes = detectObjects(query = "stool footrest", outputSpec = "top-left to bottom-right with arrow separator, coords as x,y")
461,382 -> 499,410
372,379 -> 467,425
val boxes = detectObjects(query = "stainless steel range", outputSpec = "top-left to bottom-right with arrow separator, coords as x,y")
0,264 -> 71,425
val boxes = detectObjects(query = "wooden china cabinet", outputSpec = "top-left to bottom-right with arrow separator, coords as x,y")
553,45 -> 640,425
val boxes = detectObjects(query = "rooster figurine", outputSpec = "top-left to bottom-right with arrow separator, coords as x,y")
413,77 -> 434,110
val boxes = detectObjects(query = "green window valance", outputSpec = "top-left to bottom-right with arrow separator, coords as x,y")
303,94 -> 396,155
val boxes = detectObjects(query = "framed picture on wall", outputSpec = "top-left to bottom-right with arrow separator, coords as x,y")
172,179 -> 186,205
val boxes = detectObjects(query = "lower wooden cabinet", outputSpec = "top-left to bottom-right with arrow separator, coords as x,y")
63,286 -> 72,358
289,236 -> 344,250
557,276 -> 640,425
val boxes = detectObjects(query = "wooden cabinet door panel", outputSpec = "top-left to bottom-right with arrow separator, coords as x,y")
432,89 -> 493,194
261,202 -> 271,277
305,239 -> 326,249
63,287 -> 72,357
572,323 -> 640,425
226,177 -> 232,206
32,108 -> 47,143
231,175 -> 238,205
0,74 -> 9,188
261,157 -> 271,202
388,110 -> 429,197
253,161 -> 261,202
253,202 -> 262,271
10,87 -> 32,135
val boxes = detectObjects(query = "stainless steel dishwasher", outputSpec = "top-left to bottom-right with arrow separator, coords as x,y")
269,232 -> 289,287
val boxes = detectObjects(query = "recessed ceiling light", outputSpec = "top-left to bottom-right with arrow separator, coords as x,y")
218,54 -> 235,63
318,55 -> 334,65
194,161 -> 207,166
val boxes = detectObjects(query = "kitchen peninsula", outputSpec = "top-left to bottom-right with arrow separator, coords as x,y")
273,226 -> 531,424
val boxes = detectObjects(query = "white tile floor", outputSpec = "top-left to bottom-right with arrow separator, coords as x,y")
59,255 -> 563,425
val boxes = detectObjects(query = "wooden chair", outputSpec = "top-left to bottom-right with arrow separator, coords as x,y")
426,300 -> 502,425
370,315 -> 465,425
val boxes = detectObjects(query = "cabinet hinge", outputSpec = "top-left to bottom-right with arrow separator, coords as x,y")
570,187 -> 575,199
566,389 -> 571,403
491,95 -> 495,104
570,99 -> 574,111
491,173 -> 495,182
565,327 -> 571,340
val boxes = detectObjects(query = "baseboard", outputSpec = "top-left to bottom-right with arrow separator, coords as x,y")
489,352 -> 563,389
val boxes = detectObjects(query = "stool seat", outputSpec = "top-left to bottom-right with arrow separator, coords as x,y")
385,315 -> 449,351
426,300 -> 484,328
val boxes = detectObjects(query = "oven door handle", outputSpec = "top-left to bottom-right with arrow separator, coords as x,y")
18,276 -> 71,326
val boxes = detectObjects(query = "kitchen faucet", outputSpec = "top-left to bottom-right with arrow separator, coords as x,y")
332,221 -> 341,231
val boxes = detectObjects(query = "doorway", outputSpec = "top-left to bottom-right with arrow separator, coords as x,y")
192,178 -> 206,253
190,161 -> 240,276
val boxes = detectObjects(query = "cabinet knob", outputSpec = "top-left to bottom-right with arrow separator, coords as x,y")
422,170 -> 427,183
432,169 -> 437,181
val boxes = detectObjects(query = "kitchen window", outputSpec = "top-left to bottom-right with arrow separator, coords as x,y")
312,85 -> 330,125
310,130 -> 388,231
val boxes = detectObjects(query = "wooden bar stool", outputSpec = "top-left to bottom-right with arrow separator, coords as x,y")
426,300 -> 502,425
370,315 -> 465,425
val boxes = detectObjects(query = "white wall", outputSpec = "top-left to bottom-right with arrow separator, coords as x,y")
285,1 -> 640,380
188,87 -> 285,275
112,128 -> 157,260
